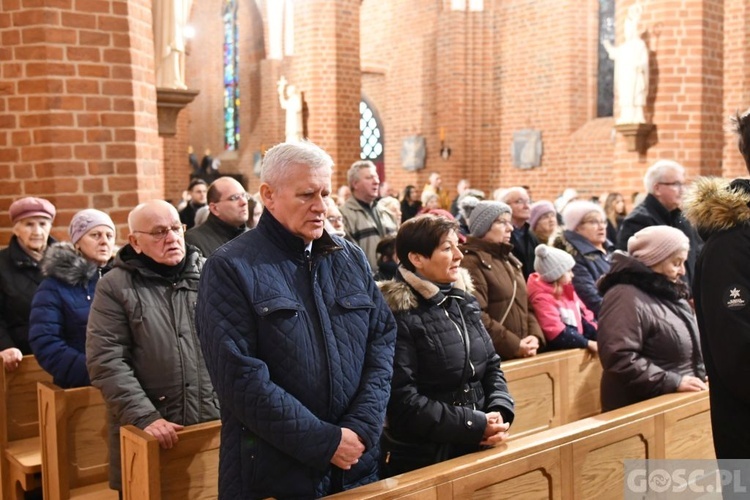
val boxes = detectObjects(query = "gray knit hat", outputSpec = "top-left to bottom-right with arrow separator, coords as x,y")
534,244 -> 575,283
468,201 -> 512,238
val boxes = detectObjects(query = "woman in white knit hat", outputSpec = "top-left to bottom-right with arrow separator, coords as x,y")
28,209 -> 116,388
526,244 -> 599,354
596,225 -> 707,411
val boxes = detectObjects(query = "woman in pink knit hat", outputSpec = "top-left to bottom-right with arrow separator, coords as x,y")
596,225 -> 707,411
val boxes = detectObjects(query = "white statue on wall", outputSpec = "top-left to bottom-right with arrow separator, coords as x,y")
603,3 -> 649,124
153,0 -> 193,89
277,76 -> 304,142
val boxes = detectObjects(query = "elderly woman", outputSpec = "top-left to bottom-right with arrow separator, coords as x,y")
597,226 -> 707,412
460,201 -> 545,360
555,200 -> 613,316
0,197 -> 56,371
378,215 -> 514,477
529,200 -> 558,245
28,209 -> 116,388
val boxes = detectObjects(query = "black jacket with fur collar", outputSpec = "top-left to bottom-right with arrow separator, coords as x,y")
683,176 -> 750,458
378,266 -> 515,453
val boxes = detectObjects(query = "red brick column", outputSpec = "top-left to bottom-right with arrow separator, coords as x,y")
0,0 -> 162,243
722,1 -> 749,179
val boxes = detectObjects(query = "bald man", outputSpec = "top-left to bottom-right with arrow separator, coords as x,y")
186,176 -> 252,257
86,200 -> 220,495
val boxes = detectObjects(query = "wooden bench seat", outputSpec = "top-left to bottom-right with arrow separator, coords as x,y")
326,390 -> 713,499
37,382 -> 116,500
503,348 -> 602,438
120,420 -> 221,500
0,355 -> 52,500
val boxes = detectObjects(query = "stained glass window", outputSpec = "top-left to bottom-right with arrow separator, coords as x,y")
360,99 -> 383,161
223,0 -> 240,150
597,0 -> 615,117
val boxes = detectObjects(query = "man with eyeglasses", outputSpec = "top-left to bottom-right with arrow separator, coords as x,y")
501,186 -> 539,279
195,141 -> 397,498
616,159 -> 702,286
186,176 -> 252,257
86,199 -> 220,495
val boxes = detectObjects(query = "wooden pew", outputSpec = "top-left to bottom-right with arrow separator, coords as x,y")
326,390 -> 713,499
503,348 -> 602,438
37,382 -> 116,499
0,355 -> 52,500
120,420 -> 221,500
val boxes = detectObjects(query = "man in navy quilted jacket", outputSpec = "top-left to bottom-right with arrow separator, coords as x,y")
196,141 -> 397,498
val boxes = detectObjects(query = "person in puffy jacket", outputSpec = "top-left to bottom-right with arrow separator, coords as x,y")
379,215 -> 515,478
527,245 -> 598,354
195,142 -> 397,499
597,226 -> 706,412
86,200 -> 220,494
29,209 -> 115,388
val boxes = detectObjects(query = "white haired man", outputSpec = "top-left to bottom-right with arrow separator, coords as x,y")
616,160 -> 702,286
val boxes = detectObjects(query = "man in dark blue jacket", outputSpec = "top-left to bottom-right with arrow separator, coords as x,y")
195,141 -> 397,498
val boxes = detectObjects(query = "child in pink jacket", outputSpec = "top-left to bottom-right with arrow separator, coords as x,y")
526,245 -> 598,353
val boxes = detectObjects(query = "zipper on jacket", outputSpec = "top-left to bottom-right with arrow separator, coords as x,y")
443,306 -> 476,379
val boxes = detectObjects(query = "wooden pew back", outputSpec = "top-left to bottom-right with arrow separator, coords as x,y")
37,382 -> 115,499
0,355 -> 52,500
325,391 -> 713,499
120,420 -> 221,500
503,348 -> 602,438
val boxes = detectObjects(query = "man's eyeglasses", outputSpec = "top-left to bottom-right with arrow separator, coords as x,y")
658,181 -> 684,189
132,224 -> 186,241
221,193 -> 251,203
509,198 -> 530,206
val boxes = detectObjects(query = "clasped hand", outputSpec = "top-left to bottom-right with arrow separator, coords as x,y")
331,428 -> 365,470
144,418 -> 184,449
480,411 -> 510,446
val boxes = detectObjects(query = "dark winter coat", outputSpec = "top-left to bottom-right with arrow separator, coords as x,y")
510,223 -> 539,279
86,244 -> 220,490
29,243 -> 109,388
195,210 -> 397,499
460,237 -> 545,360
179,201 -> 206,229
378,266 -> 515,473
0,235 -> 55,353
596,251 -> 705,412
553,230 -> 612,316
616,193 -> 702,287
185,212 -> 248,257
684,177 -> 750,458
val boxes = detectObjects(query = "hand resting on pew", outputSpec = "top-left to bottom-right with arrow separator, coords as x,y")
331,427 -> 365,470
0,347 -> 22,371
677,375 -> 708,393
144,418 -> 185,449
480,412 -> 511,446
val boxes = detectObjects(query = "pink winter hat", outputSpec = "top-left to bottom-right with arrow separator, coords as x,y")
627,225 -> 690,266
562,200 -> 604,230
529,200 -> 556,230
8,197 -> 56,224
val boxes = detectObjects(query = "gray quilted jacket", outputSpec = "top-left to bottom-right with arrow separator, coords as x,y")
86,244 -> 220,490
196,211 -> 397,499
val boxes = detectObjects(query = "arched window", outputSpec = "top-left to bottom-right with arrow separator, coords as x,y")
360,98 -> 383,162
597,0 -> 615,118
223,0 -> 240,150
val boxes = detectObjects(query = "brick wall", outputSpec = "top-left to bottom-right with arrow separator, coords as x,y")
722,0 -> 749,179
0,0 -> 161,245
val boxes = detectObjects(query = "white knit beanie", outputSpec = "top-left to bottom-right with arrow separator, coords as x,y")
562,200 -> 605,230
534,244 -> 576,283
627,225 -> 690,266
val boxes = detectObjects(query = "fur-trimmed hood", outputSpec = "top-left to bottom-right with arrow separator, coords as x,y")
597,251 -> 689,302
683,176 -> 750,238
40,242 -> 99,286
378,266 -> 475,313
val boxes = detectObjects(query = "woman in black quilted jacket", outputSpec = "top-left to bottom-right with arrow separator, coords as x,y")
378,215 -> 515,477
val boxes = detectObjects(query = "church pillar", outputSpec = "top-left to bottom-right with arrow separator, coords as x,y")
294,0 -> 361,187
0,0 -> 162,242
